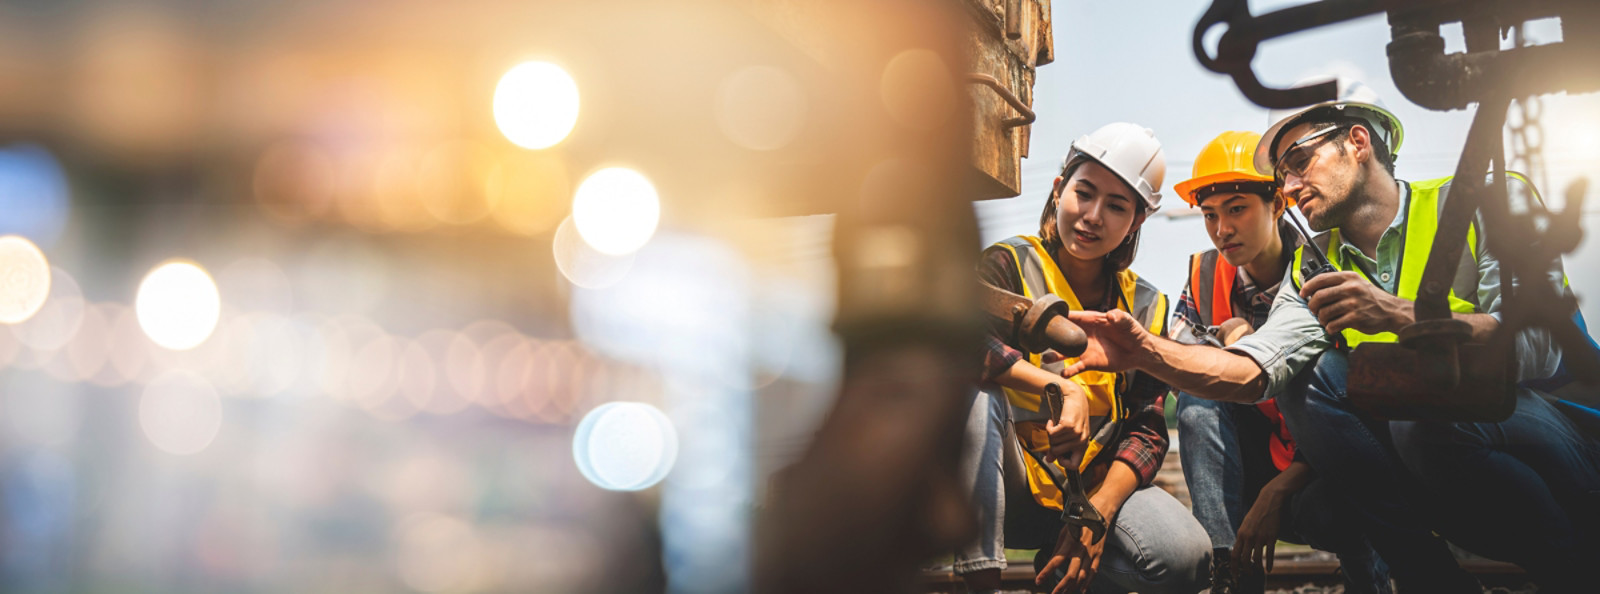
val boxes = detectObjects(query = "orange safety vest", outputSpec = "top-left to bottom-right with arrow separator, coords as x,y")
1186,250 -> 1296,471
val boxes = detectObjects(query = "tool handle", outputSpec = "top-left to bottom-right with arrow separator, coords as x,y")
1042,382 -> 1065,424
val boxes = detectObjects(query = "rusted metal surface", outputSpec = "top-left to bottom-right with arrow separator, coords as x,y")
979,281 -> 1088,358
1195,0 -> 1600,420
966,73 -> 1037,128
964,0 -> 1052,199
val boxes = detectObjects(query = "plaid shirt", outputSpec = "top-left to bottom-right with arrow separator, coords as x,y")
1169,265 -> 1278,346
979,246 -> 1171,488
1169,221 -> 1301,346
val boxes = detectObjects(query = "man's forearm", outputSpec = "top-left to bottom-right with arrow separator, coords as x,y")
1138,336 -> 1268,403
1455,312 -> 1498,343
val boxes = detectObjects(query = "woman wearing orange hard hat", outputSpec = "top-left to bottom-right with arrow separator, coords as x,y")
1168,131 -> 1389,594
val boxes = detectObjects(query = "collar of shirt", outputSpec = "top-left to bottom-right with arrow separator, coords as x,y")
1333,181 -> 1411,294
1234,267 -> 1277,302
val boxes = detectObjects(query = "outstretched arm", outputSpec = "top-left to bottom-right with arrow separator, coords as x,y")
1063,309 -> 1268,403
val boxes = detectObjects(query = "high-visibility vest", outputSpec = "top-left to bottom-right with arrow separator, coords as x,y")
987,235 -> 1168,510
1287,174 -> 1599,430
1290,175 -> 1492,348
1185,248 -> 1297,471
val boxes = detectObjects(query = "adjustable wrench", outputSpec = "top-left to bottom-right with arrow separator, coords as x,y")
1040,382 -> 1107,544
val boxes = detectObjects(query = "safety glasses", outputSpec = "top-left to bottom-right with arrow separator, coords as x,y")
1273,125 -> 1349,186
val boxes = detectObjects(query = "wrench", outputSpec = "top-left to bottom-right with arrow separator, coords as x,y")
1040,382 -> 1107,544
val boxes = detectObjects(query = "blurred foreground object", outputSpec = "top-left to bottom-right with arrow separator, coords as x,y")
754,0 -> 1054,592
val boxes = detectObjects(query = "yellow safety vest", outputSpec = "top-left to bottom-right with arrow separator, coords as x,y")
1290,173 -> 1557,348
988,235 -> 1168,510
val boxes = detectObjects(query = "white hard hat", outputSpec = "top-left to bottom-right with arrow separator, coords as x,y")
1065,122 -> 1166,212
1254,77 -> 1404,175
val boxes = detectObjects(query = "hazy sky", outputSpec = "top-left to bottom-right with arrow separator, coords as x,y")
976,1 -> 1600,323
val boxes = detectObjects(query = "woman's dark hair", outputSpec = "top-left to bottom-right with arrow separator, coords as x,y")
1037,156 -> 1147,274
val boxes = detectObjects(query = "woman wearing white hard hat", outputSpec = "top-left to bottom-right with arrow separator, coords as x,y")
959,122 -> 1210,594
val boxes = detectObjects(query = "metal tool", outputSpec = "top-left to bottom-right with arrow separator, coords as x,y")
1038,382 -> 1107,545
1285,206 -> 1336,284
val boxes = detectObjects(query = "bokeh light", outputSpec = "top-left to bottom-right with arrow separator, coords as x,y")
416,140 -> 497,226
103,303 -> 148,385
139,369 -> 223,455
715,66 -> 807,151
245,313 -> 303,396
0,235 -> 52,324
493,61 -> 580,150
65,303 -> 113,383
552,215 -> 635,289
571,167 -> 660,256
412,329 -> 472,415
880,48 -> 955,131
136,260 -> 221,350
10,266 -> 85,353
572,401 -> 678,491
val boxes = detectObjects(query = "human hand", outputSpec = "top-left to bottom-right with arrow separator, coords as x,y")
1299,271 -> 1412,334
1233,488 -> 1285,577
1036,522 -> 1106,594
1043,381 -> 1090,468
1060,309 -> 1152,377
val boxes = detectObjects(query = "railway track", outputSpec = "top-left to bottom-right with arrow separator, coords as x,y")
919,557 -> 1529,592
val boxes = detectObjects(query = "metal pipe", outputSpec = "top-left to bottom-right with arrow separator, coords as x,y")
966,73 -> 1036,128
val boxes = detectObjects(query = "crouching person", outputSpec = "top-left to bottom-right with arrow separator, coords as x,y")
959,123 -> 1210,594
1167,131 -> 1388,593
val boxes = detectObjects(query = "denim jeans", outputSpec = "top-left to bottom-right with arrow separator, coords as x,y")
1391,388 -> 1600,591
958,387 -> 1211,593
1176,393 -> 1390,593
1276,349 -> 1600,591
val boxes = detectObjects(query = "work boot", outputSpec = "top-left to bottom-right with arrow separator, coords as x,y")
1207,549 -> 1237,594
1235,561 -> 1265,594
1208,548 -> 1265,594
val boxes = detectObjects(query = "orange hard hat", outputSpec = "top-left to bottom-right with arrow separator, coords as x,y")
1173,131 -> 1285,208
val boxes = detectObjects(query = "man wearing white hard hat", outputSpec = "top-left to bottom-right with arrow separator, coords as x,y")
1052,78 -> 1596,592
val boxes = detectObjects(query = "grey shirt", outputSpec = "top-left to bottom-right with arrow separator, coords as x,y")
1225,180 -> 1567,400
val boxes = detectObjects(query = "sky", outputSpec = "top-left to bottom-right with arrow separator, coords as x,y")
975,0 -> 1600,324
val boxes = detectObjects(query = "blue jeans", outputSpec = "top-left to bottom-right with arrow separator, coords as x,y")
958,388 -> 1211,593
1391,389 -> 1600,591
1279,349 -> 1600,592
1176,393 -> 1390,593
1273,350 -> 1480,591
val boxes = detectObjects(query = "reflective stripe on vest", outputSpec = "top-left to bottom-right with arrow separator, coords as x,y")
1290,176 -> 1484,348
991,235 -> 1167,510
1186,250 -> 1297,471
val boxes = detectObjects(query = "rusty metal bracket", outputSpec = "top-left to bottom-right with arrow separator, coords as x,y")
980,280 -> 1086,357
966,73 -> 1036,128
